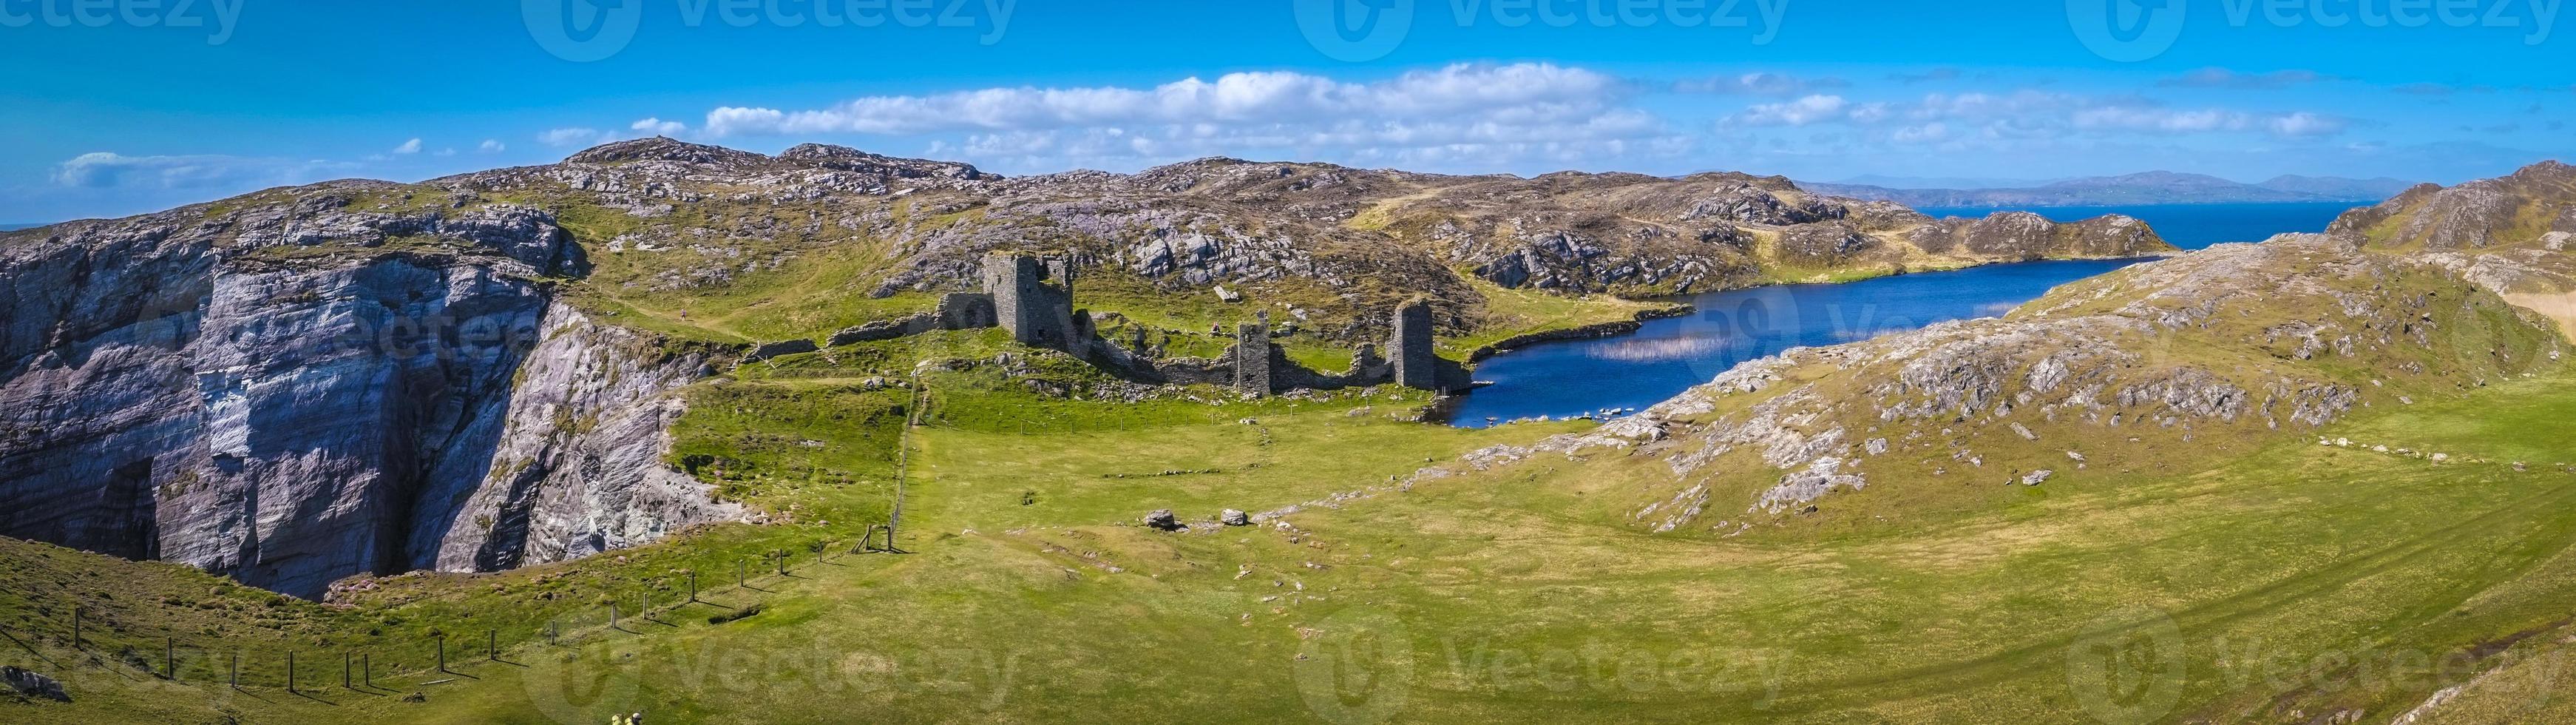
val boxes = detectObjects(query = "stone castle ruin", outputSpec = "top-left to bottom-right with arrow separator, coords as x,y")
816,252 -> 1461,396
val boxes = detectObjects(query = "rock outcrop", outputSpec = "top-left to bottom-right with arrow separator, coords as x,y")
1456,236 -> 2563,531
0,183 -> 736,597
430,140 -> 2173,347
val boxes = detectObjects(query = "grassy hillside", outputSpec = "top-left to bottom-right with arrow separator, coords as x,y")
8,280 -> 2576,724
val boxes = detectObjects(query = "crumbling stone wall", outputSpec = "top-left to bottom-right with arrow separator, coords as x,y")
1391,300 -> 1438,391
1233,314 -> 1275,396
983,253 -> 1077,348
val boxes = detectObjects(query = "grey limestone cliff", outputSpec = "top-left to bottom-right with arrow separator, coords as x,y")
0,182 -> 738,597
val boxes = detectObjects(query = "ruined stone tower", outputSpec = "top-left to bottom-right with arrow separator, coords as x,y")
1391,300 -> 1437,391
1233,311 -> 1274,396
982,252 -> 1077,348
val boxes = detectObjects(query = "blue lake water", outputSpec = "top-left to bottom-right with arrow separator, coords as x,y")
1441,258 -> 2152,428
1916,202 -> 2361,250
1444,203 -> 2362,427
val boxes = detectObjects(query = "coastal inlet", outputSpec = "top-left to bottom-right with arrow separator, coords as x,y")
1437,258 -> 2153,428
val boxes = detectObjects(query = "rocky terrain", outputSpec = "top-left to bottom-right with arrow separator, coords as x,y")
0,138 -> 2170,596
1449,235 -> 2563,533
0,183 -> 739,597
436,138 -> 2170,343
2328,160 -> 2576,337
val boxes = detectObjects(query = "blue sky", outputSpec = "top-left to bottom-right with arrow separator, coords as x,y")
4,0 -> 2572,222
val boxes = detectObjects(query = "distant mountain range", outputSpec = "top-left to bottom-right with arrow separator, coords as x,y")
1805,172 -> 2419,208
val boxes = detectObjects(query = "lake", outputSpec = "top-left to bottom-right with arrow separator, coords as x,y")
1916,202 -> 2361,250
1440,258 -> 2152,428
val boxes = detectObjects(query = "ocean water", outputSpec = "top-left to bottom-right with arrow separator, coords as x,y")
1915,202 -> 2363,250
1440,258 -> 2150,428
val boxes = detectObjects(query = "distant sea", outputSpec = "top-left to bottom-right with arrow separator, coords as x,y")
1916,201 -> 2365,250
1,223 -> 44,232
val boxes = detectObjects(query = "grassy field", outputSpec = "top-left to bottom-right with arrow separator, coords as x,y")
13,351 -> 2576,723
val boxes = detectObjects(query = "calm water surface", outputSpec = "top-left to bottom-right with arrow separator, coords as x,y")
1441,203 -> 2362,427
1441,259 -> 2149,428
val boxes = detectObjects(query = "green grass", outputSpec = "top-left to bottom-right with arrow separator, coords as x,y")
12,232 -> 2576,724
19,362 -> 2576,724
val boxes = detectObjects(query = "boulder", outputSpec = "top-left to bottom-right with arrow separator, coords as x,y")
1143,510 -> 1182,531
1221,509 -> 1250,526
2,667 -> 68,702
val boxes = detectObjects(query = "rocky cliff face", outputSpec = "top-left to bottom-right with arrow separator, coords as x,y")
1451,235 -> 2563,533
2328,160 -> 2576,337
0,182 -> 737,597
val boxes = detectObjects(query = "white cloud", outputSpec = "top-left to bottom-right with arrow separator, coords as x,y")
538,127 -> 606,147
698,63 -> 1629,138
2157,68 -> 2327,90
2268,112 -> 2348,137
631,118 -> 688,136
51,152 -> 350,191
392,138 -> 422,155
1675,72 -> 1848,96
478,139 -> 506,153
1727,89 -> 2348,141
1729,95 -> 1849,127
1891,123 -> 1951,144
625,63 -> 1687,174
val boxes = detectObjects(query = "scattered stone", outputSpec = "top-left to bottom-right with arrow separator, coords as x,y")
1142,510 -> 1182,531
1214,286 -> 1243,303
1221,509 -> 1250,526
2020,470 -> 2054,486
1,667 -> 68,702
2010,422 -> 2038,441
